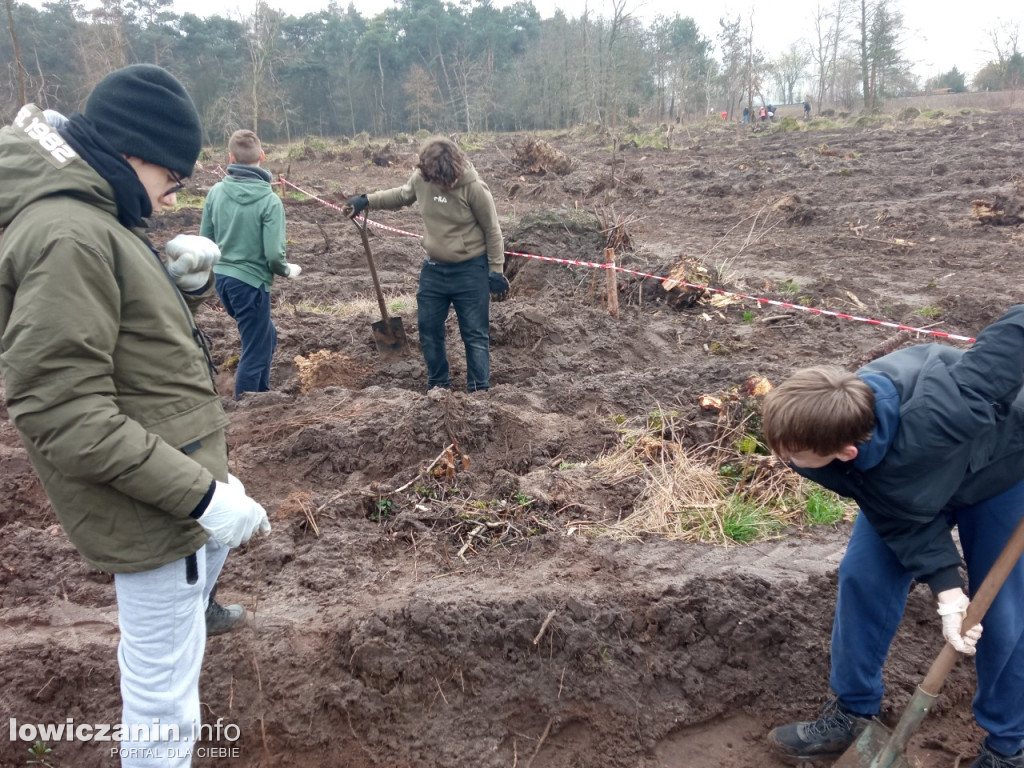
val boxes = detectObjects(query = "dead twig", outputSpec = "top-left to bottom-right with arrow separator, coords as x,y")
393,443 -> 456,493
314,220 -> 332,253
532,609 -> 557,645
524,718 -> 554,768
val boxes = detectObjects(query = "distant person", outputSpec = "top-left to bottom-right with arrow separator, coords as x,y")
0,64 -> 270,767
759,106 -> 767,122
200,129 -> 302,399
761,304 -> 1024,768
742,106 -> 750,123
347,136 -> 508,393
803,98 -> 812,119
767,104 -> 775,121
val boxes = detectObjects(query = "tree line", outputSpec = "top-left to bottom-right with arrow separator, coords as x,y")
2,0 -> 1021,144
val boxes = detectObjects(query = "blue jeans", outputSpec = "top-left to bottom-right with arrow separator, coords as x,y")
416,254 -> 490,392
831,481 -> 1024,755
215,275 -> 277,399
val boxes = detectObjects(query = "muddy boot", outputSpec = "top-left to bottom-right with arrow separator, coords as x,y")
972,743 -> 1024,768
205,585 -> 247,637
767,698 -> 872,764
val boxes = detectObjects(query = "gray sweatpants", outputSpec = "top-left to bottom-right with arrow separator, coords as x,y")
113,539 -> 229,767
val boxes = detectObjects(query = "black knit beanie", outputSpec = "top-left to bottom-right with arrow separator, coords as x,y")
85,64 -> 202,178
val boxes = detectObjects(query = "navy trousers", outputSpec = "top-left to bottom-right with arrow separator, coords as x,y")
416,254 -> 490,392
831,480 -> 1024,756
215,275 -> 277,399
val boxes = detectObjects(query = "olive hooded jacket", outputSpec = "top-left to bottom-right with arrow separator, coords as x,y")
0,104 -> 229,573
367,165 -> 504,272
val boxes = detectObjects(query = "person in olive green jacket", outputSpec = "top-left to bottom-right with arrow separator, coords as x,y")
348,136 -> 509,392
0,66 -> 269,767
201,129 -> 301,399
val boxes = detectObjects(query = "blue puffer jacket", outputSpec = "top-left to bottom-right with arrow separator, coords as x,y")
795,304 -> 1024,592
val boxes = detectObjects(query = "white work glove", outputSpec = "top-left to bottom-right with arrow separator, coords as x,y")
937,588 -> 983,655
196,474 -> 271,548
165,234 -> 221,292
285,263 -> 302,278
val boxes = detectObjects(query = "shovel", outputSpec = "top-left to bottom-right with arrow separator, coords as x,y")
351,214 -> 407,355
833,512 -> 1024,768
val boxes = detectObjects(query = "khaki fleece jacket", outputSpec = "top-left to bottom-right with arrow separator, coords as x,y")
367,165 -> 504,271
0,104 -> 229,573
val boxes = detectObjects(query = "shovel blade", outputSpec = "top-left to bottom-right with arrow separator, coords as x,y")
371,317 -> 408,355
832,721 -> 910,768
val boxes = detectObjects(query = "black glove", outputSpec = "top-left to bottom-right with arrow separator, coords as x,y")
347,194 -> 369,219
488,271 -> 510,301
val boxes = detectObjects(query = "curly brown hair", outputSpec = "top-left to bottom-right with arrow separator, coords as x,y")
416,136 -> 468,190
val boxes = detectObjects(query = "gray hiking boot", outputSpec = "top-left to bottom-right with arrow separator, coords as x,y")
972,743 -> 1024,768
767,698 -> 872,764
205,599 -> 247,636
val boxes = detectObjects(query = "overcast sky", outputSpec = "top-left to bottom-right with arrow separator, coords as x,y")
79,0 -> 1024,82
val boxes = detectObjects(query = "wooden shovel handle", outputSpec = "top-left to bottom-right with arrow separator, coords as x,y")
353,215 -> 391,323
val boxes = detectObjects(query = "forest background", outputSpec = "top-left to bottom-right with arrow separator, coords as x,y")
3,0 -> 1024,145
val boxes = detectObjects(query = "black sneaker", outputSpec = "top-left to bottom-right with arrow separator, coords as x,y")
768,698 -> 872,764
972,743 -> 1024,768
205,599 -> 247,636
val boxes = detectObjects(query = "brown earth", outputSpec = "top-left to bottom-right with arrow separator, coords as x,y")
4,109 -> 1024,768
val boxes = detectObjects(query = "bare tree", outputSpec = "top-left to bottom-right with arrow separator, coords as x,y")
859,0 -> 870,108
809,0 -> 852,108
773,43 -> 810,104
75,0 -> 131,89
4,0 -> 26,105
240,1 -> 283,134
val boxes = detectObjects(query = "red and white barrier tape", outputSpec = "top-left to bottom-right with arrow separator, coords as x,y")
277,176 -> 976,343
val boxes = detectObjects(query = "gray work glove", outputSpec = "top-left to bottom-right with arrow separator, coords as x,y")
196,474 -> 271,548
165,234 -> 221,292
937,588 -> 983,655
488,271 -> 510,301
285,263 -> 303,278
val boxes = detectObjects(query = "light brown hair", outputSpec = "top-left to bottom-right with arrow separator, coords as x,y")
417,136 -> 468,190
228,129 -> 262,165
761,365 -> 875,456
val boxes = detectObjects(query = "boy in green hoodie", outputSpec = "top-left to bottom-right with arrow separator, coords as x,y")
201,129 -> 301,399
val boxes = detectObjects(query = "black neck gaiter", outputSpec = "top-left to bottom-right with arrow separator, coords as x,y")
59,113 -> 153,228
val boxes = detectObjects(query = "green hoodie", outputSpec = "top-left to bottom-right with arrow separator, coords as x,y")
0,105 -> 229,573
202,167 -> 288,291
367,164 -> 504,271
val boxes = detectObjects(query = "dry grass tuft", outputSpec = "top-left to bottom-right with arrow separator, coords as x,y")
592,399 -> 809,545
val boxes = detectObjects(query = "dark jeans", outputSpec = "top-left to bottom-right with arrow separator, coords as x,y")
417,254 -> 490,392
215,275 -> 277,399
830,481 -> 1024,755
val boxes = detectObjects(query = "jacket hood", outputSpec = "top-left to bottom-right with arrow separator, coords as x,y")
852,372 -> 901,471
219,170 -> 277,206
450,164 -> 479,190
0,104 -> 117,228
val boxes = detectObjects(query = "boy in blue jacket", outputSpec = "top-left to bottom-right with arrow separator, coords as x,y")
761,304 -> 1024,768
201,129 -> 301,399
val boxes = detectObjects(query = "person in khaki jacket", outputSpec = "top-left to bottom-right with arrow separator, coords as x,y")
347,136 -> 508,392
0,65 -> 269,767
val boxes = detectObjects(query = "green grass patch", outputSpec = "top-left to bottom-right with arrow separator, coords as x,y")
720,497 -> 782,543
804,487 -> 848,526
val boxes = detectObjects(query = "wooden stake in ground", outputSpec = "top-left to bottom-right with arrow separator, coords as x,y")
605,248 -> 619,318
